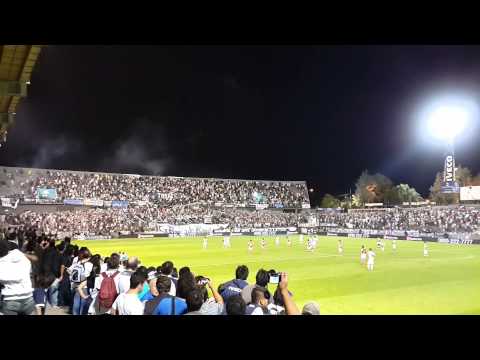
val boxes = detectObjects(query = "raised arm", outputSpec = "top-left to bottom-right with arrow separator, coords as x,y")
278,272 -> 301,315
207,279 -> 224,305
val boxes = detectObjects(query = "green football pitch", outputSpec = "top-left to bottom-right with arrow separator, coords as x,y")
74,235 -> 480,314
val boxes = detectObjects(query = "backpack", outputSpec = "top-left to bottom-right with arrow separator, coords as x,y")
98,271 -> 119,309
70,262 -> 86,284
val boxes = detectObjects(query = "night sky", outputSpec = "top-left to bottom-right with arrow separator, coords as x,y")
1,45 -> 480,205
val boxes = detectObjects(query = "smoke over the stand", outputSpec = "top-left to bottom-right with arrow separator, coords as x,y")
31,136 -> 82,169
105,118 -> 172,175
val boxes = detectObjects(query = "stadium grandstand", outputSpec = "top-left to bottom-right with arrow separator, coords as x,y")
0,165 -> 478,243
0,45 -> 43,144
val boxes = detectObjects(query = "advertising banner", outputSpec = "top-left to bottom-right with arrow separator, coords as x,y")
441,182 -> 460,194
252,191 -> 266,204
383,235 -> 401,240
73,235 -> 112,240
460,186 -> 480,201
302,203 -> 311,209
112,200 -> 129,208
84,199 -> 104,206
103,200 -> 112,207
36,188 -> 57,200
255,203 -> 268,210
64,199 -> 84,206
402,201 -> 430,206
348,233 -> 367,238
138,234 -> 154,238
442,153 -> 459,193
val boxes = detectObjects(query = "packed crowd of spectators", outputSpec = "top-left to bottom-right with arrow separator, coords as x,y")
3,205 -> 479,237
4,206 -> 304,236
0,167 -> 309,208
0,232 -> 319,316
316,206 -> 480,234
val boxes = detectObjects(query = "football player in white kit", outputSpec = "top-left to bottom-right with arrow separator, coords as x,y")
203,237 -> 208,249
381,240 -> 385,252
360,245 -> 367,265
423,241 -> 429,257
275,236 -> 280,246
248,239 -> 254,252
261,238 -> 266,249
306,238 -> 314,252
338,239 -> 344,255
367,248 -> 375,271
223,235 -> 231,248
392,239 -> 397,252
287,236 -> 292,247
299,234 -> 304,244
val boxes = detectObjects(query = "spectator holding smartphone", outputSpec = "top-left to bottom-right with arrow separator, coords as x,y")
241,268 -> 271,305
185,276 -> 224,315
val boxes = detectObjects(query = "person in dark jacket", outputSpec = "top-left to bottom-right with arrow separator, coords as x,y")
58,244 -> 74,308
219,265 -> 249,301
38,238 -> 62,308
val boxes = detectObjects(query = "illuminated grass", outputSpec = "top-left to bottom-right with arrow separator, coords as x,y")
75,235 -> 480,314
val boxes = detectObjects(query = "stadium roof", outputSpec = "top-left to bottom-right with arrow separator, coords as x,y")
0,45 -> 43,141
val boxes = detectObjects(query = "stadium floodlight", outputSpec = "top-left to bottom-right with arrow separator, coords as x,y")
426,105 -> 469,141
419,93 -> 479,194
422,94 -> 478,143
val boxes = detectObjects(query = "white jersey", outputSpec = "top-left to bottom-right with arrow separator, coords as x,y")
224,236 -> 231,247
203,238 -> 208,248
275,237 -> 280,246
392,241 -> 397,250
367,251 -> 375,264
307,239 -> 313,251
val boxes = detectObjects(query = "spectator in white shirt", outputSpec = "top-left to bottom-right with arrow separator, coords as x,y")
118,257 -> 139,294
112,271 -> 145,315
0,240 -> 35,315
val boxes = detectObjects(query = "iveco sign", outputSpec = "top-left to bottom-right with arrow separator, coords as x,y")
444,155 -> 455,182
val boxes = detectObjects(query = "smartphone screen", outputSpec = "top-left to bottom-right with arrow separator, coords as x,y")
269,275 -> 279,284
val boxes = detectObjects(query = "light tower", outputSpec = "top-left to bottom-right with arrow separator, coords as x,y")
425,98 -> 476,193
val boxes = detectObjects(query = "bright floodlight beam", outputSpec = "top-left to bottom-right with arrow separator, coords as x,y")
427,105 -> 469,141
